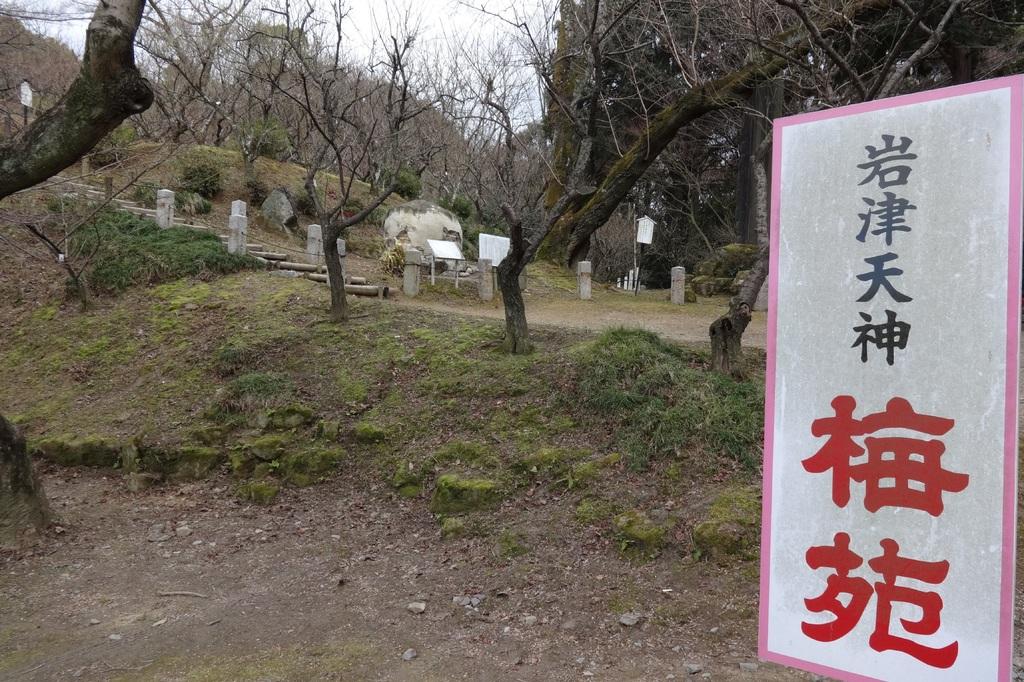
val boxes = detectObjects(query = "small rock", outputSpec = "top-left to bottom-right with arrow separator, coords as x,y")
709,626 -> 720,634
407,602 -> 427,614
685,663 -> 703,674
175,525 -> 193,538
453,596 -> 472,607
147,523 -> 171,543
618,612 -> 642,627
402,648 -> 417,661
108,634 -> 122,641
88,619 -> 101,626
520,615 -> 538,626
739,662 -> 759,673
583,672 -> 594,678
152,618 -> 167,627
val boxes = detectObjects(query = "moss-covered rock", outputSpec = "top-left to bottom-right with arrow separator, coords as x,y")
693,485 -> 761,561
172,446 -> 223,481
30,436 -> 122,468
265,404 -> 315,430
392,461 -> 423,497
430,474 -> 500,513
237,480 -> 279,504
684,285 -> 697,303
280,447 -> 343,486
614,509 -> 670,560
354,422 -> 387,444
318,420 -> 341,441
565,452 -> 621,488
244,434 -> 289,461
717,243 -> 758,276
513,447 -> 587,478
433,441 -> 497,469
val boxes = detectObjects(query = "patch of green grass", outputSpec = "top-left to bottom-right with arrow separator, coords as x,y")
573,328 -> 762,471
71,210 -> 256,294
219,372 -> 292,413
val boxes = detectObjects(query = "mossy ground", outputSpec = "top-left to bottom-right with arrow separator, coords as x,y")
3,269 -> 767,568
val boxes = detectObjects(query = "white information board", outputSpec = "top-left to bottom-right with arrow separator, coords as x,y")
18,80 -> 31,108
478,233 -> 510,265
760,77 -> 1022,682
426,239 -> 464,262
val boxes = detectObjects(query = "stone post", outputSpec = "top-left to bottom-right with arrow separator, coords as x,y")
403,249 -> 422,297
577,260 -> 592,300
103,176 -> 113,201
307,224 -> 324,266
81,156 -> 90,177
155,189 -> 174,228
337,238 -> 347,284
670,266 -> 687,305
478,258 -> 493,301
228,211 -> 248,256
231,199 -> 247,217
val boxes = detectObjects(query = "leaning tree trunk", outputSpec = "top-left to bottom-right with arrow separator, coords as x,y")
323,227 -> 348,322
0,415 -> 51,546
497,261 -> 531,354
710,148 -> 770,378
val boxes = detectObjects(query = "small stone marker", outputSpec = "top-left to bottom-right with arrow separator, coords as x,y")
227,204 -> 248,256
577,260 -> 592,300
670,266 -> 687,305
336,238 -> 347,284
403,249 -> 421,297
478,258 -> 493,301
155,189 -> 174,228
307,224 -> 324,266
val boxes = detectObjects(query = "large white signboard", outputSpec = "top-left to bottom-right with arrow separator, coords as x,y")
478,233 -> 510,265
760,77 -> 1022,681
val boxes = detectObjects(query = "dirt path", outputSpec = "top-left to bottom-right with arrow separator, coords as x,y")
1,466 -> 809,682
392,284 -> 768,350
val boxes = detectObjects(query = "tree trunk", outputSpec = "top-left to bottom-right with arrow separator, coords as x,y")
323,226 -> 348,322
497,261 -> 531,354
710,148 -> 770,377
735,76 -> 782,244
0,415 -> 51,546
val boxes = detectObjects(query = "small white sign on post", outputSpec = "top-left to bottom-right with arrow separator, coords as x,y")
761,77 -> 1023,681
18,80 -> 31,108
426,239 -> 465,287
478,233 -> 511,266
636,215 -> 654,244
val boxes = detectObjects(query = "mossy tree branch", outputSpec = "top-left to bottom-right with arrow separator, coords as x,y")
0,0 -> 153,201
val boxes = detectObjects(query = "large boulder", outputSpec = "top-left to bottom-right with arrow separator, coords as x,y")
261,188 -> 298,234
384,200 -> 463,251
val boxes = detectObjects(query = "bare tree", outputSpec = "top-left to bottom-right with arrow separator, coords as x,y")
252,0 -> 440,322
0,0 -> 153,545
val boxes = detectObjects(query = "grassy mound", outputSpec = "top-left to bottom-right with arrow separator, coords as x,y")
574,328 -> 763,470
71,210 -> 257,293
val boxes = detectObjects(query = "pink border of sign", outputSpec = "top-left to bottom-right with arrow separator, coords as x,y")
759,75 -> 1024,682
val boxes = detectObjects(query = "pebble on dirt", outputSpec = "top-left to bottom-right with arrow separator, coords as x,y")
402,648 -> 418,661
406,601 -> 427,614
618,612 -> 642,626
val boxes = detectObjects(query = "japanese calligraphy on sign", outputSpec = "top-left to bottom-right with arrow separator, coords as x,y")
760,77 -> 1023,681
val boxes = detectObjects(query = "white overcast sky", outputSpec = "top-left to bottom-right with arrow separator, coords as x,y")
35,0 -> 546,56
